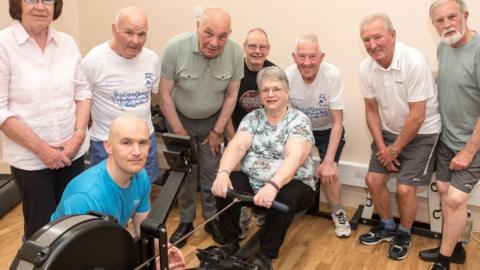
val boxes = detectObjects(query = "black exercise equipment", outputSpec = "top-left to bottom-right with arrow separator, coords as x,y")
10,212 -> 138,270
10,133 -> 198,270
0,174 -> 21,217
195,189 -> 289,270
349,181 -> 443,239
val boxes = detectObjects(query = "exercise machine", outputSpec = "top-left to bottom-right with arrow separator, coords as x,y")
349,178 -> 444,239
10,133 -> 197,270
9,133 -> 289,270
0,174 -> 21,217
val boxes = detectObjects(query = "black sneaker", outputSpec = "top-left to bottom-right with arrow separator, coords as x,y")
388,231 -> 412,260
359,223 -> 396,245
419,245 -> 466,264
429,262 -> 449,270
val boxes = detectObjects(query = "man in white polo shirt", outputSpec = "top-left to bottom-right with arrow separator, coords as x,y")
357,13 -> 441,260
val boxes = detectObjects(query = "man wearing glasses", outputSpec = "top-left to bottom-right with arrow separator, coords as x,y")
357,13 -> 441,260
225,28 -> 276,239
285,33 -> 351,238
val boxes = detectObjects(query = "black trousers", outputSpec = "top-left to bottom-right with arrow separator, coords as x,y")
217,171 -> 315,258
11,156 -> 85,239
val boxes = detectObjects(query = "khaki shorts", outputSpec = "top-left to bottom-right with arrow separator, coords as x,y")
369,130 -> 439,186
435,140 -> 480,193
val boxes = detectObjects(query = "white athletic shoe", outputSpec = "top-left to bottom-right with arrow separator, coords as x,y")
331,210 -> 352,238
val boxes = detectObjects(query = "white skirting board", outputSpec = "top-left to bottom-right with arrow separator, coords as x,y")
319,160 -> 480,231
335,160 -> 480,207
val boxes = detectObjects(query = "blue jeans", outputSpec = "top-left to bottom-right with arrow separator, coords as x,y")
89,133 -> 159,183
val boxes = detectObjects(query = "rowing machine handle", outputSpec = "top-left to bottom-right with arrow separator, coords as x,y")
225,189 -> 290,214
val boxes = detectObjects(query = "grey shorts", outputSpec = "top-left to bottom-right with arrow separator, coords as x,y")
369,130 -> 439,186
435,140 -> 480,193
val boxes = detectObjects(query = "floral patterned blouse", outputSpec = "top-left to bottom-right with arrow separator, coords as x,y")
238,107 -> 316,192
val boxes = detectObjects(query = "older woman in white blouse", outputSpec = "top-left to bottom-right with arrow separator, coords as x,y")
0,0 -> 91,239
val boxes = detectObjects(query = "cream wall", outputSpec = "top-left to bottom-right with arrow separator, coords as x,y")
1,0 -> 480,166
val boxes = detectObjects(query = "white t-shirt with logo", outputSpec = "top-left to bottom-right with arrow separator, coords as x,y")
82,43 -> 160,140
286,61 -> 345,130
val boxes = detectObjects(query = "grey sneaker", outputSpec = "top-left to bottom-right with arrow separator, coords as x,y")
359,223 -> 396,245
254,211 -> 266,226
331,210 -> 352,238
388,231 -> 412,260
238,206 -> 251,240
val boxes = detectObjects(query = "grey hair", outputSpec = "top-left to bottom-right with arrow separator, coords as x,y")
113,6 -> 146,30
244,28 -> 270,47
257,66 -> 289,92
359,13 -> 395,34
199,7 -> 231,31
294,33 -> 320,52
429,0 -> 467,21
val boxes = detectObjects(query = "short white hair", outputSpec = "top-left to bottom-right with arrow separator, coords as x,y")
359,13 -> 394,34
294,33 -> 320,52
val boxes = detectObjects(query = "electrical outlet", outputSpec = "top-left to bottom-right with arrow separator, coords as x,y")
194,6 -> 204,18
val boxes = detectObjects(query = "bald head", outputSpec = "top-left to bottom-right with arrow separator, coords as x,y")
109,114 -> 149,141
110,6 -> 148,59
196,8 -> 232,58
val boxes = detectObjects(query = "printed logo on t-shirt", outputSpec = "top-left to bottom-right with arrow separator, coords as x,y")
239,90 -> 261,112
318,94 -> 327,105
295,93 -> 329,120
144,73 -> 154,90
111,90 -> 150,110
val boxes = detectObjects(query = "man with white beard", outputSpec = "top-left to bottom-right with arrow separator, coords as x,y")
419,1 -> 480,269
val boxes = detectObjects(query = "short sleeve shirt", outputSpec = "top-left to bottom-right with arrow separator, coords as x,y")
238,108 -> 316,192
437,33 -> 480,151
160,32 -> 244,119
286,61 -> 345,130
359,41 -> 441,134
51,160 -> 151,226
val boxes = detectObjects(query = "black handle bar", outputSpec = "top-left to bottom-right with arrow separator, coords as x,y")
206,188 -> 290,214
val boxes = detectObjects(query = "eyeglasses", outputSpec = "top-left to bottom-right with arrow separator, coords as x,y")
260,87 -> 283,95
23,0 -> 55,6
247,43 -> 269,51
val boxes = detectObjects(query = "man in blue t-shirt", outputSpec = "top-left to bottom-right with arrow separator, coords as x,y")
51,114 -> 185,269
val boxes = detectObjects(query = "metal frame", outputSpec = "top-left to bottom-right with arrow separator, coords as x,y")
349,182 -> 443,239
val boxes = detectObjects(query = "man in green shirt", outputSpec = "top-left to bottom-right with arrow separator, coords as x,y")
157,8 -> 244,248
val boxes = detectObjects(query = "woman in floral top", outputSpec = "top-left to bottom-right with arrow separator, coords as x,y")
211,66 -> 316,270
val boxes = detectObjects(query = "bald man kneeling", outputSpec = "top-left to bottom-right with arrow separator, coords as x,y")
51,114 -> 185,269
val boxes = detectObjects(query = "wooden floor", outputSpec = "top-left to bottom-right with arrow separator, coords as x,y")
1,193 -> 479,270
